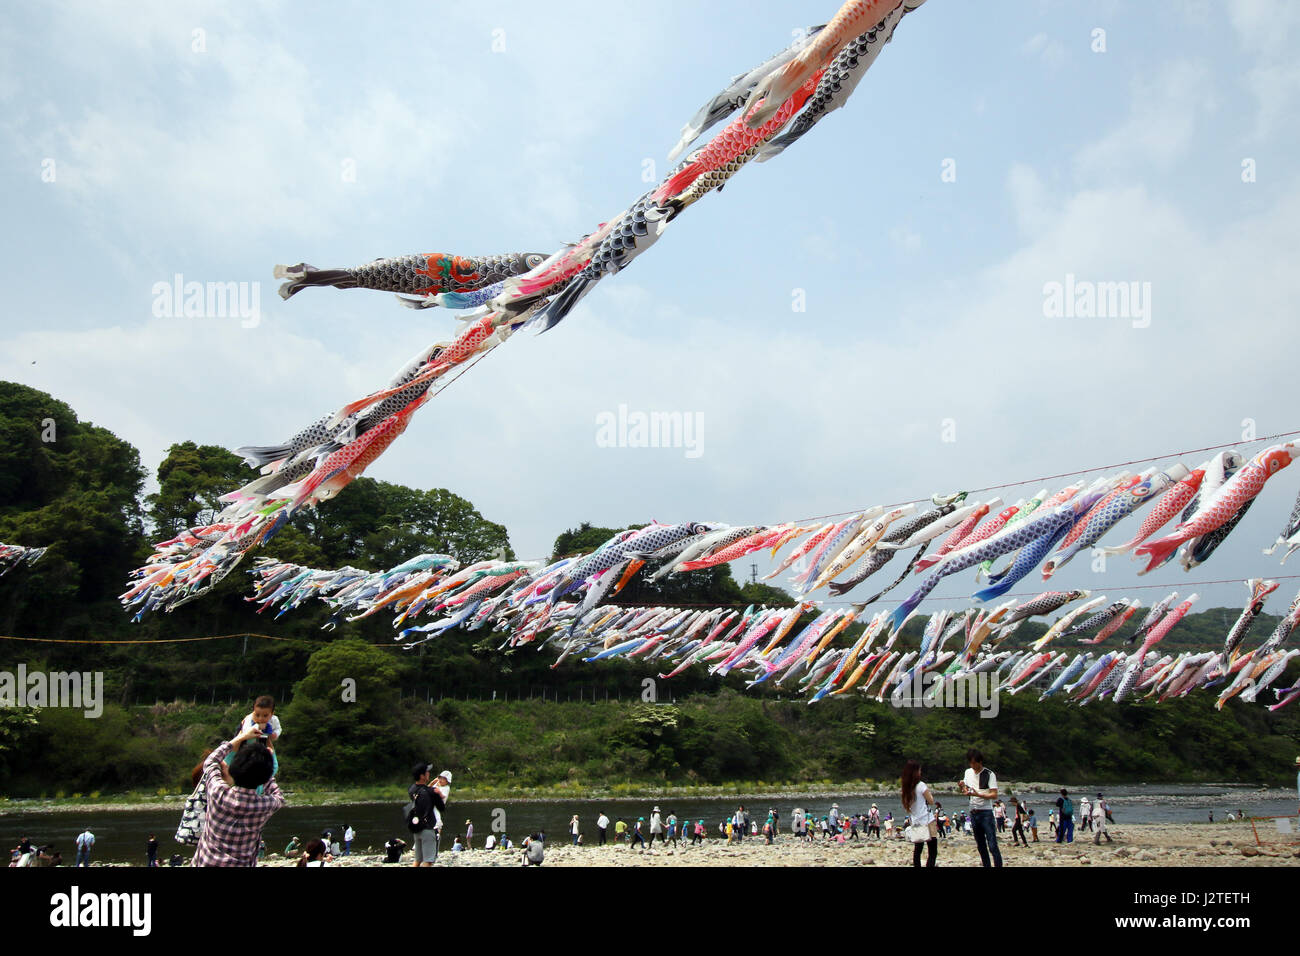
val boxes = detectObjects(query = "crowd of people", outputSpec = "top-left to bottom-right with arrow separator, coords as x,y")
549,750 -> 1122,868
4,694 -> 1272,867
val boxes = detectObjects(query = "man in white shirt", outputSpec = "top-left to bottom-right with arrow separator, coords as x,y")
960,749 -> 1002,867
596,812 -> 610,845
343,825 -> 355,855
1092,793 -> 1113,844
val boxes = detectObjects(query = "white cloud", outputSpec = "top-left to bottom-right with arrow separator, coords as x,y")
1226,0 -> 1300,58
1022,32 -> 1066,69
1241,63 -> 1300,140
1006,162 -> 1052,236
888,225 -> 922,253
1074,60 -> 1216,181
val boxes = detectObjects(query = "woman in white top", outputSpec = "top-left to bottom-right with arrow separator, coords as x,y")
901,759 -> 938,868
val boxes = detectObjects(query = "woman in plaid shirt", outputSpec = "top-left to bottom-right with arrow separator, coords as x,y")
192,725 -> 285,866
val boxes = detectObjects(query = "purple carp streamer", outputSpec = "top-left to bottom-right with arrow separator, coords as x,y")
0,543 -> 48,579
126,0 -> 925,616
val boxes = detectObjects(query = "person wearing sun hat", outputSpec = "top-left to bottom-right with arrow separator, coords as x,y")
432,770 -> 452,845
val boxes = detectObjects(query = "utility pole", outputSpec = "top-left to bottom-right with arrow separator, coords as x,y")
750,563 -> 758,585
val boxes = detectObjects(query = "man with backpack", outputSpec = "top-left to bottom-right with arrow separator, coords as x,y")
1055,788 -> 1075,844
406,763 -> 447,867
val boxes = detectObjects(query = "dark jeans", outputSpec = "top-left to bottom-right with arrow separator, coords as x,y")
1057,816 -> 1074,843
598,827 -> 607,845
912,836 -> 937,867
970,809 -> 1002,867
1011,821 -> 1027,846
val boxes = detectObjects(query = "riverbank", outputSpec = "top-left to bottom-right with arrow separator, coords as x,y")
65,823 -> 1299,867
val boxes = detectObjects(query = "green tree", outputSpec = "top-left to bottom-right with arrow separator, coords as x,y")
0,382 -> 146,635
280,639 -> 430,782
147,441 -> 254,536
0,707 -> 38,781
271,478 -> 513,569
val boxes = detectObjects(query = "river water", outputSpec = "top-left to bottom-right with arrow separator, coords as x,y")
5,783 -> 1296,864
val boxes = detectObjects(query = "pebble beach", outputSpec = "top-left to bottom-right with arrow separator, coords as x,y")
248,823 -> 1298,867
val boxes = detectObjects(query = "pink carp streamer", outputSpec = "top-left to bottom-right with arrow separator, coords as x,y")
126,0 -> 927,616
744,0 -> 905,127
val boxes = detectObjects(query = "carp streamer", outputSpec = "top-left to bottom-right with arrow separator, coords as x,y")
124,0 -> 1300,673
126,0 -> 928,612
1,543 -> 48,579
236,523 -> 1300,708
126,432 -> 1300,708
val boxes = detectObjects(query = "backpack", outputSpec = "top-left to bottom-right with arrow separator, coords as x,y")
175,780 -> 207,845
404,785 -> 429,833
1061,797 -> 1073,817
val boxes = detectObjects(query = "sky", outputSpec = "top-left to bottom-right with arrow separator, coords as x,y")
2,0 -> 1299,618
